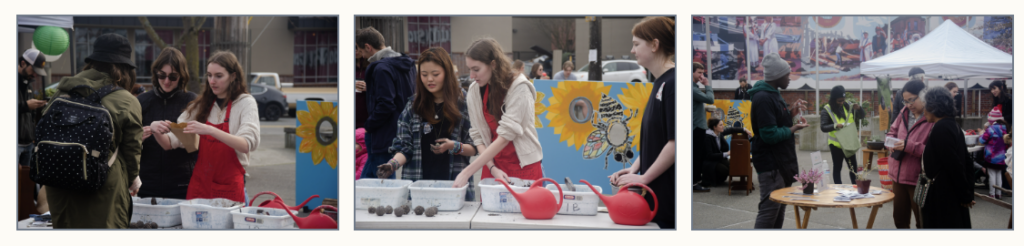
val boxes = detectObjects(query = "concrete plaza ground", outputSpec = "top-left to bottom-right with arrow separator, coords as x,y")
692,149 -> 1013,229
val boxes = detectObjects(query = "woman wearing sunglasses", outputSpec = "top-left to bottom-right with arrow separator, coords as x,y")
136,47 -> 199,199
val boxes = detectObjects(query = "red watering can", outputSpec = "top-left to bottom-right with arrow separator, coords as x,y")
580,180 -> 657,226
250,191 -> 319,211
272,200 -> 338,229
497,177 -> 563,220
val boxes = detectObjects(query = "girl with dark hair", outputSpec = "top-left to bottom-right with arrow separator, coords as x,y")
375,47 -> 477,200
137,47 -> 199,199
704,118 -> 752,186
47,33 -> 144,228
149,51 -> 260,203
885,80 -> 931,229
990,80 -> 1012,127
453,38 -> 543,188
529,63 -> 548,80
920,86 -> 974,228
819,85 -> 865,184
608,16 -> 677,229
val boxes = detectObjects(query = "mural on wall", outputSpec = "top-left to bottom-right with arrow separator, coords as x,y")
692,15 -> 1013,82
704,99 -> 753,144
296,101 -> 339,209
536,80 -> 651,194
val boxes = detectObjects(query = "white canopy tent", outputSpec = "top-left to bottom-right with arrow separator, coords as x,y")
17,16 -> 74,33
861,19 -> 1012,78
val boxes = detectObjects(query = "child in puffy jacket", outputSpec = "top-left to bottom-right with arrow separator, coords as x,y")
355,128 -> 368,180
979,108 -> 1008,199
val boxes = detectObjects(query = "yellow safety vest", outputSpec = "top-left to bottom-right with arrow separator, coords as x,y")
825,104 -> 854,147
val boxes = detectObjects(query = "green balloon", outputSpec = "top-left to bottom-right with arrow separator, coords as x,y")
33,26 -> 70,56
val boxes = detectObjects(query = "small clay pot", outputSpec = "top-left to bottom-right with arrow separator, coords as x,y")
400,205 -> 410,215
376,206 -> 385,216
368,207 -> 377,214
414,206 -> 425,215
395,208 -> 404,217
135,221 -> 146,229
385,205 -> 393,214
148,222 -> 158,229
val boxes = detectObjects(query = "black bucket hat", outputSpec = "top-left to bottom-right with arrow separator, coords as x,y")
85,33 -> 135,68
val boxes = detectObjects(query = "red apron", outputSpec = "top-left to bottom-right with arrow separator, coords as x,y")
480,86 -> 543,180
186,101 -> 246,202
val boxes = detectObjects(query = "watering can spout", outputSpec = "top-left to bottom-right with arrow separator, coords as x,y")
580,179 -> 612,206
497,179 -> 525,201
292,194 -> 321,211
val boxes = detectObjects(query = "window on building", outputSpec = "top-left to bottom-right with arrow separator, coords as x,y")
294,30 -> 338,84
134,29 -> 174,85
75,28 -> 127,72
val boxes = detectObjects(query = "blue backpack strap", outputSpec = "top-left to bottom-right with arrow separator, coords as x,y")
85,85 -> 124,103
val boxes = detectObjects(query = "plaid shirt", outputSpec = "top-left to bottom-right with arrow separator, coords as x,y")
389,92 -> 475,200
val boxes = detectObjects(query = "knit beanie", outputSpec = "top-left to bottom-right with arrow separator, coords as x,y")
762,53 -> 791,81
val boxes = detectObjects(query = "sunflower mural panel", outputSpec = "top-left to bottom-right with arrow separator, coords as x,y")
535,80 -> 651,195
296,100 -> 339,209
704,99 -> 753,145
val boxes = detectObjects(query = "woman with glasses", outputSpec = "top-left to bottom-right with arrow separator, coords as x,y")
884,80 -> 931,229
136,47 -> 199,199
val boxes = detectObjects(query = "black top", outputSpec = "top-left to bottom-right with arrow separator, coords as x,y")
17,74 -> 39,145
638,68 -> 676,229
921,117 -> 974,228
995,95 -> 1013,127
136,88 -> 199,199
704,127 -> 746,165
734,85 -> 751,100
216,98 -> 227,109
420,102 -> 453,180
750,84 -> 797,183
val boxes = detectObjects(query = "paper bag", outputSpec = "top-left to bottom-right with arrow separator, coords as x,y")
169,122 -> 199,153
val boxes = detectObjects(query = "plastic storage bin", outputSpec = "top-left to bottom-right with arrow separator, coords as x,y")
131,197 -> 186,227
479,178 -> 536,213
546,184 -> 602,215
354,179 -> 413,209
230,207 -> 298,229
409,180 -> 467,211
178,198 -> 244,229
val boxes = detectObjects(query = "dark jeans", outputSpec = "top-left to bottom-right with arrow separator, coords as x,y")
829,144 -> 858,184
359,136 -> 396,179
755,170 -> 792,228
891,182 -> 923,229
693,128 -> 707,185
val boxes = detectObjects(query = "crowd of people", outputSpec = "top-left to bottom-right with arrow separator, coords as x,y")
17,33 -> 261,228
693,61 -> 1012,229
353,16 -> 677,229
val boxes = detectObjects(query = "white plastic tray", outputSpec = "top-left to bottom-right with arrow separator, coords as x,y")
408,180 -> 468,211
354,179 -> 413,209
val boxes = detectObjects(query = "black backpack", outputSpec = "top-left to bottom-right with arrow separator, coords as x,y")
30,85 -> 123,191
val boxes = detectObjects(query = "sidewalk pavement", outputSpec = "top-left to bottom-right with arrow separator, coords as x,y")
692,149 -> 1013,229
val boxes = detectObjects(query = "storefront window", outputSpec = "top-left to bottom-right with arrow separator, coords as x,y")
293,30 -> 338,84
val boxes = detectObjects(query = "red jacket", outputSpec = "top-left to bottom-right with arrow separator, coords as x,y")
886,107 -> 935,185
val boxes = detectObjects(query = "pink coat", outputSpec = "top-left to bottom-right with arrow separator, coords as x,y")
886,107 -> 935,185
355,128 -> 368,180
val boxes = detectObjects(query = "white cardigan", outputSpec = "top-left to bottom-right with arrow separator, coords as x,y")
167,94 -> 261,168
467,73 -> 543,167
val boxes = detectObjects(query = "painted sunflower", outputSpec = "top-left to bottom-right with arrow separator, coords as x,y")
535,92 -> 547,128
617,82 -> 654,152
546,80 -> 611,150
297,101 -> 339,169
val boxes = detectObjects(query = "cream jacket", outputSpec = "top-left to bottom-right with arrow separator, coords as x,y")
467,73 -> 543,167
167,94 -> 261,168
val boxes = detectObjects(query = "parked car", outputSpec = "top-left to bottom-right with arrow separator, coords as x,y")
250,72 -> 337,117
249,83 -> 287,121
572,60 -> 648,82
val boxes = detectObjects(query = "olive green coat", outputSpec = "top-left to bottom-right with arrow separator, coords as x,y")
45,69 -> 143,228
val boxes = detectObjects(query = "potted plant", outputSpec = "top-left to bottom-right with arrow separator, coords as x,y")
794,168 -> 823,194
849,163 -> 875,194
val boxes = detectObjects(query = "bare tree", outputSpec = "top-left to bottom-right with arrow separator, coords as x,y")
535,18 -> 575,55
139,16 -> 207,92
